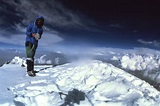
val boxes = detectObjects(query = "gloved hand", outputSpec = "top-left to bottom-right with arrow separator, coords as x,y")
32,33 -> 40,40
34,33 -> 40,40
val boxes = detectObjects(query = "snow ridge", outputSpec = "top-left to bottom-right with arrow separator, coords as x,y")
8,59 -> 160,106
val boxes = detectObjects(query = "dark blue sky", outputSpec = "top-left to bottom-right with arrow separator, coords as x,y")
58,0 -> 160,48
0,0 -> 160,49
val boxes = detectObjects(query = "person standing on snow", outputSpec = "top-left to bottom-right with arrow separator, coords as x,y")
25,16 -> 44,76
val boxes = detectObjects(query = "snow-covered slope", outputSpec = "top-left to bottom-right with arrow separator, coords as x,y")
1,57 -> 160,106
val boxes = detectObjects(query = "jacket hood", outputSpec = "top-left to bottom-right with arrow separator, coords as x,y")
35,16 -> 44,27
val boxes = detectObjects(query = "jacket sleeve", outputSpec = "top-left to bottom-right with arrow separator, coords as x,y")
26,23 -> 32,37
38,28 -> 43,39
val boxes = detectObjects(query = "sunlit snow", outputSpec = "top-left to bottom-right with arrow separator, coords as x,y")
0,56 -> 160,106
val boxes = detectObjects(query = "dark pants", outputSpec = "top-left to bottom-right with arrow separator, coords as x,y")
25,42 -> 37,71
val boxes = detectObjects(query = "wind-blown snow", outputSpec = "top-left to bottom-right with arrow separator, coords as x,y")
1,57 -> 160,106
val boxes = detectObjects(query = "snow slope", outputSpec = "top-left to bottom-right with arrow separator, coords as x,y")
1,57 -> 160,106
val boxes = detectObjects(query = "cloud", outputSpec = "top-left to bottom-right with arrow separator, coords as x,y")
39,32 -> 63,46
137,39 -> 160,47
0,0 -> 95,45
0,32 -> 63,46
1,0 -> 91,29
137,39 -> 152,45
107,24 -> 123,28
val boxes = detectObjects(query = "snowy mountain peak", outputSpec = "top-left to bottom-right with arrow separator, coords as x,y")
4,60 -> 160,106
10,56 -> 25,65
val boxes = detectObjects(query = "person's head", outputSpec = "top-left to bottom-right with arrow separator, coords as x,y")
35,16 -> 44,28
